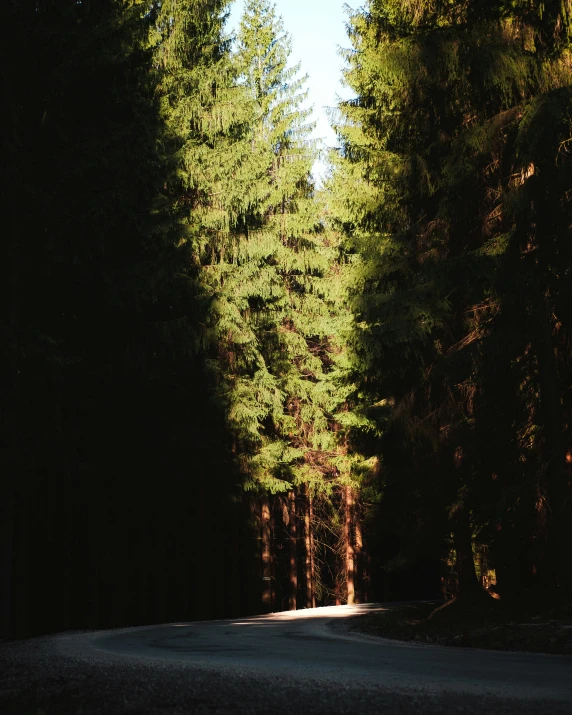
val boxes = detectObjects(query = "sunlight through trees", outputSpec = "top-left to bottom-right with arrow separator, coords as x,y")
1,0 -> 571,638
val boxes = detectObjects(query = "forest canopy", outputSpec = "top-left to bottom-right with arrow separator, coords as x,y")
1,0 -> 571,638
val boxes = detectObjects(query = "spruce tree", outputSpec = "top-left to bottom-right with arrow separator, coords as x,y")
0,0 -> 265,635
329,0 -> 572,606
196,0 -> 364,607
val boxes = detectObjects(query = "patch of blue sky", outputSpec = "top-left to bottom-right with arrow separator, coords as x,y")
226,0 -> 356,184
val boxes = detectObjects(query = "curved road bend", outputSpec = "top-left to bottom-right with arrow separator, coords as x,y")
1,603 -> 571,714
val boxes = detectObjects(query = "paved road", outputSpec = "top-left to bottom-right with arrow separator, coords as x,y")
1,603 -> 571,714
92,604 -> 571,700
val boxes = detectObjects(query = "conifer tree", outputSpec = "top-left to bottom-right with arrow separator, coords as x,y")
0,0 -> 265,635
206,1 -> 326,489
194,0 -> 365,607
329,0 -> 572,606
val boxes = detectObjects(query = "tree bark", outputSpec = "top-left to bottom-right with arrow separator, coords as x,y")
354,514 -> 363,604
535,301 -> 571,605
288,491 -> 297,610
451,497 -> 482,600
88,504 -> 100,627
16,491 -> 30,635
304,496 -> 311,608
345,485 -> 355,605
309,491 -> 316,608
1,63 -> 20,641
0,490 -> 15,638
450,444 -> 483,601
303,485 -> 314,608
261,498 -> 272,612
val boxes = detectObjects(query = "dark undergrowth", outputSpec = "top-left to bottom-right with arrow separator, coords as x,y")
350,599 -> 572,655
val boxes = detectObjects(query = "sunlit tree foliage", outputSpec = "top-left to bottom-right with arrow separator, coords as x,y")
328,0 -> 572,607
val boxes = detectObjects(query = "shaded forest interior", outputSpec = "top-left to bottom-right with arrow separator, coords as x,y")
1,0 -> 571,639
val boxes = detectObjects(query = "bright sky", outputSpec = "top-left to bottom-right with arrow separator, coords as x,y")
227,0 -> 356,183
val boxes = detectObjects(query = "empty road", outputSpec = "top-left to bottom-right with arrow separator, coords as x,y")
1,603 -> 571,714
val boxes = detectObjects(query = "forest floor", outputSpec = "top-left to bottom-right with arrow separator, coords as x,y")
349,600 -> 572,655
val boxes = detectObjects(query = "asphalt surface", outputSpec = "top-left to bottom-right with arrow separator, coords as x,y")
1,603 -> 571,714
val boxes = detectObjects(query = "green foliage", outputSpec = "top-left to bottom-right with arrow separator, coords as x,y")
329,0 -> 572,603
5,0 -> 570,629
196,0 -> 355,499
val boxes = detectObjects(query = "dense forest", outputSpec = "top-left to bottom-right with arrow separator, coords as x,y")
1,0 -> 571,639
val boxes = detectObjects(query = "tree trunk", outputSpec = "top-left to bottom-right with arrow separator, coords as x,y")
451,497 -> 482,601
0,490 -> 15,638
16,491 -> 30,635
335,581 -> 342,606
88,505 -> 100,627
288,491 -> 297,610
450,444 -> 483,602
1,66 -> 20,640
493,520 -> 520,604
230,524 -> 241,617
309,492 -> 316,608
354,514 -> 363,604
304,496 -> 311,608
535,301 -> 571,606
345,485 -> 355,605
261,498 -> 272,612
303,485 -> 314,608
